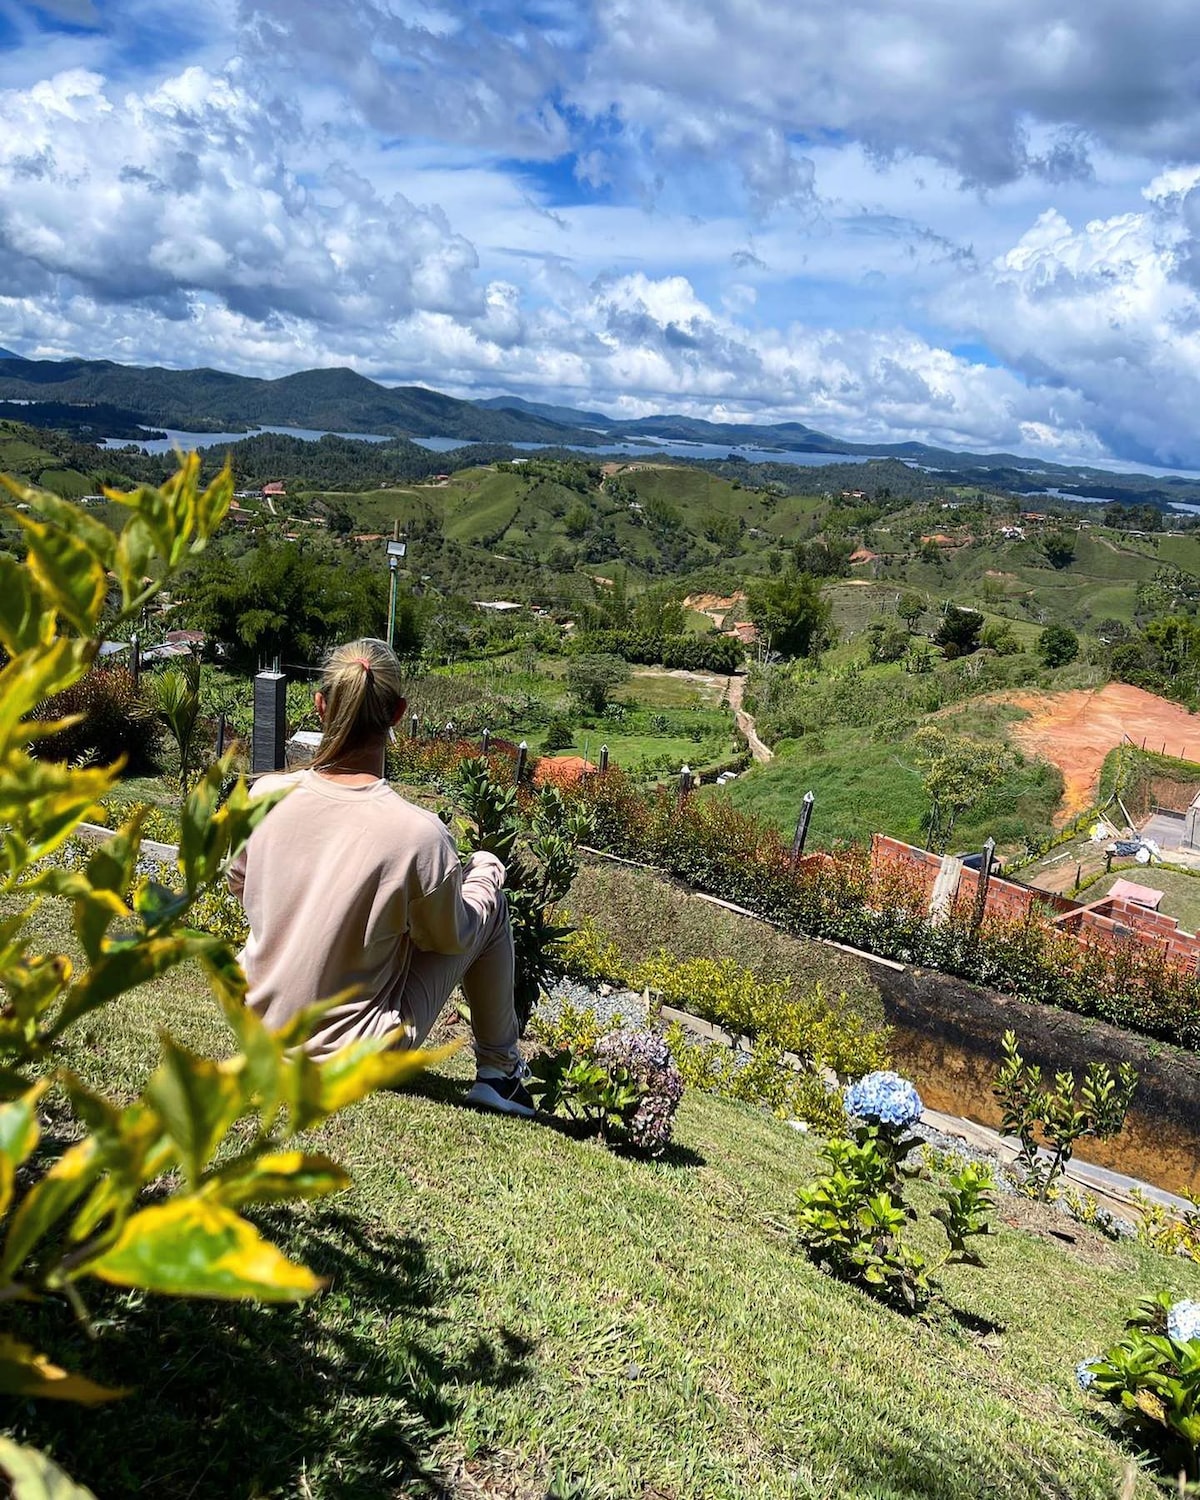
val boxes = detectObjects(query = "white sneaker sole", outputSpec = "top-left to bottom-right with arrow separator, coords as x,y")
465,1080 -> 536,1117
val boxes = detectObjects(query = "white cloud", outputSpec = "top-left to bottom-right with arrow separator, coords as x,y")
582,0 -> 1200,193
935,193 -> 1200,464
0,66 -> 487,328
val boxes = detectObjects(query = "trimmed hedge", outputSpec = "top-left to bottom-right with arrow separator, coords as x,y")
571,629 -> 744,674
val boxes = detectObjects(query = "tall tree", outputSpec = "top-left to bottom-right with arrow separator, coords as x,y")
746,570 -> 832,658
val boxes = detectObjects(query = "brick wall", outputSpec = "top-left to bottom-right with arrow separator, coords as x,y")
869,833 -> 1199,969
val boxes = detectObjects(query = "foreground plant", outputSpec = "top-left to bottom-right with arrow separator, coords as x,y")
795,1071 -> 995,1310
1077,1294 -> 1200,1481
993,1030 -> 1138,1201
0,460 -> 433,1485
453,757 -> 591,1028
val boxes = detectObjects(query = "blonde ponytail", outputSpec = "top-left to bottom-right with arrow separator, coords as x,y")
310,638 -> 405,772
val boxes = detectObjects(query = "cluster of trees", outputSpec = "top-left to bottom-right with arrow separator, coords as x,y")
746,570 -> 832,658
180,542 -> 420,670
1109,615 -> 1200,707
1103,502 -> 1165,532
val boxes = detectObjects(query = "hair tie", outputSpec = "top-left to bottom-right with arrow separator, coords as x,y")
356,657 -> 372,673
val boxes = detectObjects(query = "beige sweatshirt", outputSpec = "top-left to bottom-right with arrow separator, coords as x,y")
227,770 -> 504,1057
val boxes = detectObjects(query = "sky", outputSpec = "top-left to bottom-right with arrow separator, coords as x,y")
4,2 -> 1200,466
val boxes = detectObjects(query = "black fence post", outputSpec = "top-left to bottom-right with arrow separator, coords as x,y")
791,790 -> 815,863
515,741 -> 528,785
971,836 -> 997,932
252,668 -> 288,773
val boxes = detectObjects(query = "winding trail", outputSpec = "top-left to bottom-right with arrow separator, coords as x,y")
725,673 -> 774,764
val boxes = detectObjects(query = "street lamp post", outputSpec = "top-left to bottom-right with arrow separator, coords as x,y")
384,535 -> 407,650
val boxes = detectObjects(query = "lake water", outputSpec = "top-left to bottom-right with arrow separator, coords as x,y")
413,434 -> 874,466
101,424 -> 393,454
98,422 -> 873,467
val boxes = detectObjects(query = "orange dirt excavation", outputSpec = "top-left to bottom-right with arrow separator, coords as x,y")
1008,683 -> 1200,820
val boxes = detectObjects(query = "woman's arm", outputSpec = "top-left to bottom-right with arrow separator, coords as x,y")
407,851 -> 505,955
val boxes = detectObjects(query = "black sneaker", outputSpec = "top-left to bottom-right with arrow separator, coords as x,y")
466,1067 -> 537,1117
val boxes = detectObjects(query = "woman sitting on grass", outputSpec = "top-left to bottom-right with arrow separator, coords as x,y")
228,636 -> 535,1116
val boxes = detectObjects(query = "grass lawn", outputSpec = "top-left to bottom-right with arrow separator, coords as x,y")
6,901 -> 1200,1498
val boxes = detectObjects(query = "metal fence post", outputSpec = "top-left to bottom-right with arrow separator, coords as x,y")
481,727 -> 491,756
515,741 -> 528,785
129,632 -> 141,686
599,744 -> 609,774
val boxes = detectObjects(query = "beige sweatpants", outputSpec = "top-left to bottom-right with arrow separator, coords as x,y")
398,887 -> 521,1073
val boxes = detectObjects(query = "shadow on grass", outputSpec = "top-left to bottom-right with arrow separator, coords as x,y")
4,1208 -> 532,1500
399,1070 -> 706,1169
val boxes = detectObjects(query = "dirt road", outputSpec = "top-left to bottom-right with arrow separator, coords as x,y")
1008,683 -> 1200,819
724,674 -> 773,763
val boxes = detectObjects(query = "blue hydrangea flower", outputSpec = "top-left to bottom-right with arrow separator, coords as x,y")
1075,1359 -> 1099,1391
844,1070 -> 924,1127
1167,1299 -> 1200,1345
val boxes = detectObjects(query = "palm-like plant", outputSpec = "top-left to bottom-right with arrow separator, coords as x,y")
152,652 -> 202,788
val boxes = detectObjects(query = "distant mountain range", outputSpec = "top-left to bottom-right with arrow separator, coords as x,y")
0,352 -> 1189,496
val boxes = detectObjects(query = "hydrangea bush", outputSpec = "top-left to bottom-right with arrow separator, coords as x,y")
796,1070 -> 995,1311
528,1026 -> 684,1157
844,1070 -> 923,1128
1077,1292 -> 1200,1479
594,1029 -> 684,1155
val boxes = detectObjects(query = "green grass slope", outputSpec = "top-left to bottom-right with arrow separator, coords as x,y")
5,901 -> 1198,1498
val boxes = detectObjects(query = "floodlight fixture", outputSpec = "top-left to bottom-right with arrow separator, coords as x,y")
386,538 -> 408,559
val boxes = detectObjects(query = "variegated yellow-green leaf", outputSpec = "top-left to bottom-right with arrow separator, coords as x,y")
2,954 -> 72,1031
52,935 -> 194,1036
87,1197 -> 324,1301
1,1138 -> 102,1280
206,1150 -> 350,1208
0,1336 -> 125,1406
291,1038 -> 453,1132
0,1437 -> 100,1500
176,761 -> 287,897
145,1037 -> 243,1187
0,554 -> 54,655
6,510 -> 109,637
1,751 -> 116,871
0,1083 -> 48,1217
0,639 -> 94,746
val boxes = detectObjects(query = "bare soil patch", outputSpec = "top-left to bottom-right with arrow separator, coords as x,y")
1006,683 -> 1200,819
996,1197 -> 1131,1270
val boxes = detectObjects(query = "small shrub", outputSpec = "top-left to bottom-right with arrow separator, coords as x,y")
552,915 -> 626,987
1077,1293 -> 1200,1480
664,1021 -> 846,1133
1060,1187 -> 1123,1240
34,664 -> 160,774
542,718 -> 576,753
795,1072 -> 995,1310
1132,1188 -> 1200,1265
528,1000 -> 622,1055
528,1029 -> 683,1154
993,1030 -> 1138,1200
